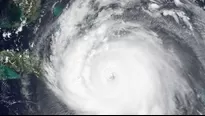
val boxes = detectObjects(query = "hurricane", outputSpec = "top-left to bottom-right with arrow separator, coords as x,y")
36,0 -> 205,115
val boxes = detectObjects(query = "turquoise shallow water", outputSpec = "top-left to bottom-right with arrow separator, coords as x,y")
0,0 -> 70,115
0,0 -> 205,115
0,65 -> 19,80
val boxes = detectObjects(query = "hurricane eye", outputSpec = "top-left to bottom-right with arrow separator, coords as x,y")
42,0 -> 205,115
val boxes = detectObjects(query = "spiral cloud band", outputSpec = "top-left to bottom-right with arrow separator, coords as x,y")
41,0 -> 205,115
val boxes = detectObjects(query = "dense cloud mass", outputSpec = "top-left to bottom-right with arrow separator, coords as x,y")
36,0 -> 205,115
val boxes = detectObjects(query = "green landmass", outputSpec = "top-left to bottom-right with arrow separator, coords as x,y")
0,50 -> 42,79
0,0 -> 41,28
13,0 -> 41,23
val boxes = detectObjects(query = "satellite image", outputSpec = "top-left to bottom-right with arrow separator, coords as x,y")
0,0 -> 205,115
